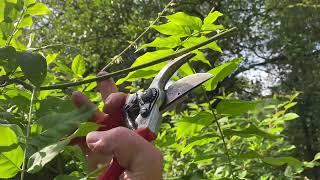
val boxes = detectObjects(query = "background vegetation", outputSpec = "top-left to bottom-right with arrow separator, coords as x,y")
0,0 -> 319,179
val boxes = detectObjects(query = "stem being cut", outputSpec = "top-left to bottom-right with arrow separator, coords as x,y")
20,88 -> 36,180
39,27 -> 236,91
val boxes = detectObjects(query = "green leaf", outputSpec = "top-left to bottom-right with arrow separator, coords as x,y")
75,122 -> 102,137
0,46 -> 18,72
178,63 -> 194,77
71,55 -> 86,76
116,69 -> 159,85
27,139 -> 70,174
223,124 -> 277,139
17,14 -> 33,28
166,12 -> 202,31
284,102 -> 297,110
182,36 -> 222,53
0,1 -> 5,23
6,0 -> 17,3
281,113 -> 299,121
181,134 -> 218,155
0,126 -> 24,179
132,49 -> 174,67
203,11 -> 223,26
26,3 -> 51,16
153,22 -> 191,37
201,24 -> 225,32
202,11 -> 224,32
204,58 -> 243,91
31,106 -> 96,148
313,152 -> 320,161
191,50 -> 210,65
262,156 -> 303,168
16,51 -> 47,86
138,36 -> 181,50
216,99 -> 259,116
46,53 -> 59,65
37,96 -> 74,117
116,49 -> 174,84
175,112 -> 213,139
234,151 -> 261,160
24,0 -> 36,7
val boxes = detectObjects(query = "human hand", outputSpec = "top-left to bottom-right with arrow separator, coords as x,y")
71,75 -> 163,180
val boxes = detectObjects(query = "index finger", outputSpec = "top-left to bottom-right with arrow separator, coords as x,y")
96,71 -> 118,103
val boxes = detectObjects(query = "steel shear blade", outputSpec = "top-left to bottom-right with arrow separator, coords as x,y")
101,52 -> 213,180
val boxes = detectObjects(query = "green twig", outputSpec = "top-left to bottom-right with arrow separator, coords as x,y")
100,0 -> 175,71
39,27 -> 236,91
6,9 -> 26,46
29,44 -> 79,52
187,61 -> 235,179
20,88 -> 36,180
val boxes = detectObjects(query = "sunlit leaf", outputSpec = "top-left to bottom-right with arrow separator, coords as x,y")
17,14 -> 33,28
0,1 -> 5,23
175,112 -> 213,139
234,151 -> 261,160
314,152 -> 320,161
178,63 -> 194,77
153,22 -> 191,37
191,50 -> 210,65
217,99 -> 259,116
281,113 -> 299,121
26,3 -> 51,16
204,58 -> 242,91
166,12 -> 202,31
71,55 -> 86,77
16,51 -> 47,86
27,139 -> 70,173
262,156 -> 303,168
203,11 -> 223,26
138,36 -> 181,50
46,53 -> 59,65
117,49 -> 173,84
202,11 -> 224,32
75,122 -> 102,137
181,134 -> 218,155
132,49 -> 174,67
182,36 -> 222,53
0,126 -> 24,179
6,0 -> 17,3
223,124 -> 277,139
24,0 -> 36,7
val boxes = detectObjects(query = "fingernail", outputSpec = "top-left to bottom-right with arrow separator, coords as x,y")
86,131 -> 102,149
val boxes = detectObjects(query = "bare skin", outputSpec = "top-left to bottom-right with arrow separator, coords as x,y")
71,76 -> 163,180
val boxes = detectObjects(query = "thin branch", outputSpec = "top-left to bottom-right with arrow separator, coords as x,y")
187,62 -> 235,179
0,76 -> 34,90
100,0 -> 175,71
29,44 -> 79,52
39,27 -> 237,91
6,9 -> 26,46
20,88 -> 36,180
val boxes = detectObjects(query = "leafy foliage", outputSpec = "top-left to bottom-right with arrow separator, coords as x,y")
0,125 -> 24,178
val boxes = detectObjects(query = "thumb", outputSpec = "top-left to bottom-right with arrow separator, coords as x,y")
86,127 -> 162,178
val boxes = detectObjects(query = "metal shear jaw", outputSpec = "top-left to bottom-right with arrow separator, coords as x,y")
133,53 -> 196,135
124,52 -> 213,138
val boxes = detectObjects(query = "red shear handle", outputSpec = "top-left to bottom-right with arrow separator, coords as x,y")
99,128 -> 157,180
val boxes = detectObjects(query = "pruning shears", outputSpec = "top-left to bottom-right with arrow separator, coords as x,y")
100,53 -> 213,180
